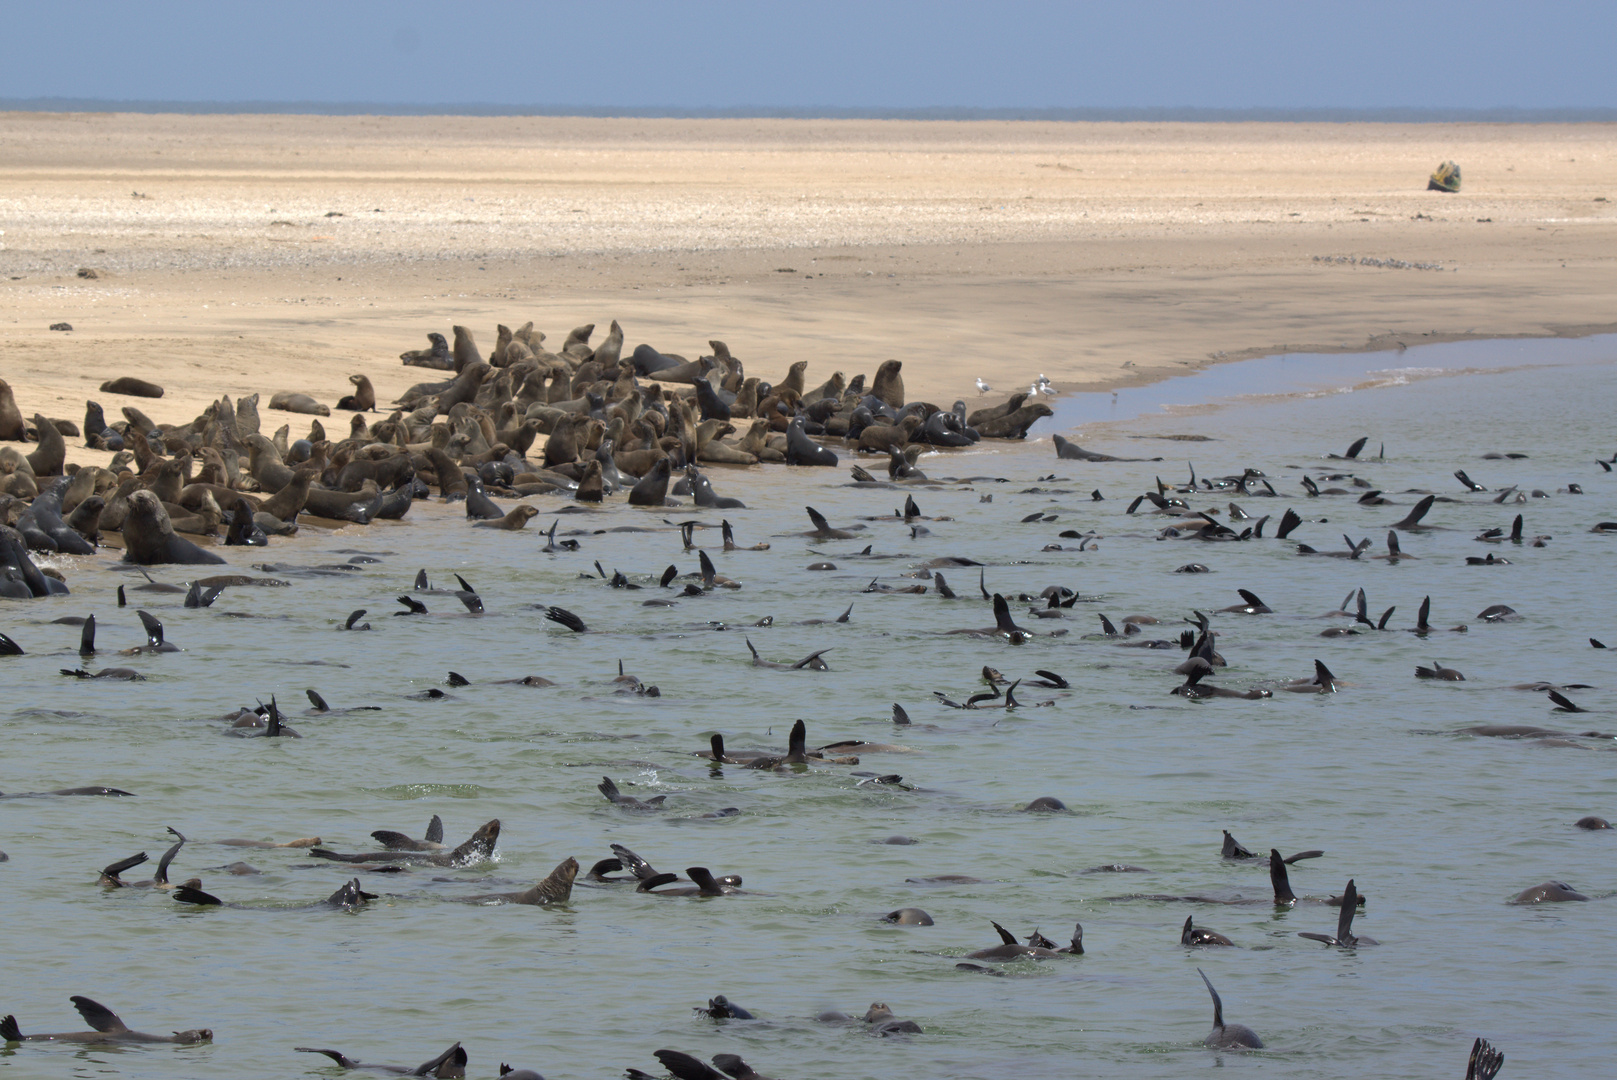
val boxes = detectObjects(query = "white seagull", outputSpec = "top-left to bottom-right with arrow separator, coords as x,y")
975,378 -> 992,394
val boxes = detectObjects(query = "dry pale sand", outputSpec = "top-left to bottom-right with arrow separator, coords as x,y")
2,113 -> 1615,467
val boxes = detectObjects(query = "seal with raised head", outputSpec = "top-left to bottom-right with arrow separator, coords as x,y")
336,374 -> 376,412
461,856 -> 578,906
120,491 -> 225,565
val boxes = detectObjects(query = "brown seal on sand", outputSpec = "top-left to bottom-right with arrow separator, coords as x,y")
268,391 -> 330,416
0,379 -> 25,441
97,377 -> 165,399
336,375 -> 376,412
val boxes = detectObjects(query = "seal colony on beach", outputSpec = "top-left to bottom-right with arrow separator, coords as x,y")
4,316 -> 1613,1078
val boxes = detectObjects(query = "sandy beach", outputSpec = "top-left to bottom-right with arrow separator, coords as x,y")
3,113 -> 1615,465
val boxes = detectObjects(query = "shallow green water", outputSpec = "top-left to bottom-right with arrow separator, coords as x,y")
3,340 -> 1614,1080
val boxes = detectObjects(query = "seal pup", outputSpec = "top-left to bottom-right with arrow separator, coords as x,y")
1182,916 -> 1234,946
0,997 -> 211,1044
1197,969 -> 1262,1049
1509,881 -> 1590,904
461,856 -> 578,906
295,1042 -> 466,1077
1298,880 -> 1377,946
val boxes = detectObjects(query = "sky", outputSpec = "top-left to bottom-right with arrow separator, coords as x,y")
4,1 -> 1615,114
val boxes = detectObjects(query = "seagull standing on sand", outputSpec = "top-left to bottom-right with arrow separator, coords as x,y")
976,378 -> 992,394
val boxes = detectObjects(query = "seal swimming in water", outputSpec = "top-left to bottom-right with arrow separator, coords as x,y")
460,856 -> 578,906
1298,880 -> 1377,946
371,816 -> 445,851
309,820 -> 499,866
1197,969 -> 1261,1049
1182,916 -> 1234,946
173,877 -> 377,911
295,1042 -> 466,1077
883,907 -> 935,925
597,776 -> 666,811
1509,880 -> 1590,904
0,996 -> 211,1044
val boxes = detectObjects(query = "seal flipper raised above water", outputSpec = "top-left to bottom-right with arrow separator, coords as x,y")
1298,879 -> 1377,946
372,815 -> 447,851
0,996 -> 212,1044
295,1041 -> 466,1076
309,820 -> 499,865
1197,969 -> 1262,1049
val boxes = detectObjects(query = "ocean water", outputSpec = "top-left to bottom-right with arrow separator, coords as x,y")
2,336 -> 1614,1080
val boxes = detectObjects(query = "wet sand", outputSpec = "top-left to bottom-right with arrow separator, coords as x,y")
3,112 -> 1616,468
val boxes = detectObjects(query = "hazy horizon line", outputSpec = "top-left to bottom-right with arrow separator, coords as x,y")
4,98 -> 1617,123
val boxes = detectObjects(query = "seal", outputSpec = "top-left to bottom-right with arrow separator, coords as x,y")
97,377 -> 165,399
174,876 -> 377,911
268,391 -> 330,416
1197,969 -> 1262,1049
0,996 -> 211,1044
883,907 -> 935,925
473,505 -> 538,531
120,491 -> 225,565
309,820 -> 500,866
0,377 -> 26,440
402,331 -> 454,369
1509,880 -> 1590,904
785,419 -> 838,466
295,1042 -> 466,1077
1298,880 -> 1377,946
598,776 -> 666,811
628,458 -> 673,507
1182,916 -> 1234,946
461,856 -> 578,906
371,815 -> 446,851
965,921 -> 1063,960
336,374 -> 376,412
